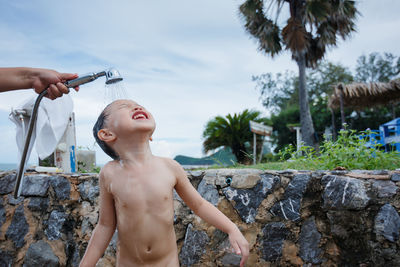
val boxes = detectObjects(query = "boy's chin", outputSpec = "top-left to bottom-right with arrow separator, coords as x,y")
132,124 -> 156,133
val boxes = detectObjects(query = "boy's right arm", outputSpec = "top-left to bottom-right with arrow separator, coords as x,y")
79,168 -> 117,267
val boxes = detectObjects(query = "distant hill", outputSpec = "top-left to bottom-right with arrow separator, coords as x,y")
174,147 -> 236,166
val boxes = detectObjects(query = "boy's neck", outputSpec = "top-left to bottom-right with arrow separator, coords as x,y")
114,137 -> 153,165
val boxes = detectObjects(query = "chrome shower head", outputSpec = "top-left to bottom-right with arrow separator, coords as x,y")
64,67 -> 123,88
105,68 -> 123,84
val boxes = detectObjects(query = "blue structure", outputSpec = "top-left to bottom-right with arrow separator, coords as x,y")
379,118 -> 400,152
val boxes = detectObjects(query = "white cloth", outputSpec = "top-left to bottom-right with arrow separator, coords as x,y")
9,94 -> 74,161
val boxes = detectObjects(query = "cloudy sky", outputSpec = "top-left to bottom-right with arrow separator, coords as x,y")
0,0 -> 399,165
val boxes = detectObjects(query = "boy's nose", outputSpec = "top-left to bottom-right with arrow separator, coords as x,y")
134,106 -> 143,111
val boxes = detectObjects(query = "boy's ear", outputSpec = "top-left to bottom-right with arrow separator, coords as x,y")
150,136 -> 153,141
98,129 -> 116,142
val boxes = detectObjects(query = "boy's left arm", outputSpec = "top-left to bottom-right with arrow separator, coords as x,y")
173,161 -> 249,266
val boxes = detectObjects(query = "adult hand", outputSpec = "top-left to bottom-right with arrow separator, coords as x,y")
32,68 -> 79,100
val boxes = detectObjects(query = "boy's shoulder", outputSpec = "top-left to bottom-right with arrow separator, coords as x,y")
155,156 -> 185,173
99,160 -> 119,177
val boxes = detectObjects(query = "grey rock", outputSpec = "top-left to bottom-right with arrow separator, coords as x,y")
78,179 -> 99,202
260,222 -> 289,262
65,241 -> 80,267
330,170 -> 348,176
391,173 -> 400,182
299,217 -> 322,264
179,224 -> 209,266
220,253 -> 241,266
223,174 -> 280,223
8,194 -> 24,205
276,170 -> 295,176
187,170 -> 204,178
6,205 -> 29,248
187,170 -> 204,189
375,203 -> 400,242
0,249 -> 14,267
45,210 -> 67,240
28,197 -> 49,212
372,180 -> 398,198
197,179 -> 219,206
0,174 -> 16,194
50,176 -> 71,200
270,174 -> 310,221
371,170 -> 389,175
23,240 -> 59,267
322,175 -> 370,210
0,198 -> 5,227
21,175 -> 50,197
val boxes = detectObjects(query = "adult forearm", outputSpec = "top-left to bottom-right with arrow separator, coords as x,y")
0,67 -> 36,92
194,199 -> 238,234
79,223 -> 116,267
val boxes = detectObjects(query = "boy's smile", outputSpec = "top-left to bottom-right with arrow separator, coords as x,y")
132,110 -> 149,120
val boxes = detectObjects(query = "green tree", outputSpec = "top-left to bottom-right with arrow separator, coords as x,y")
239,0 -> 358,147
355,52 -> 400,83
254,61 -> 354,151
202,109 -> 269,164
351,52 -> 400,125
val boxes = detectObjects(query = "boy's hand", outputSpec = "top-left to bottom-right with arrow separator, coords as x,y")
228,227 -> 249,267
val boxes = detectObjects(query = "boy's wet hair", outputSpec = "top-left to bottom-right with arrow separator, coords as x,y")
93,105 -> 119,160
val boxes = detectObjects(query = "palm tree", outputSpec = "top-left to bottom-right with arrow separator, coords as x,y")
239,0 -> 358,147
203,109 -> 267,164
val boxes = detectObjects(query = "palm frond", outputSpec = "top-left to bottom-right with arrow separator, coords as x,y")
239,0 -> 282,56
282,17 -> 310,54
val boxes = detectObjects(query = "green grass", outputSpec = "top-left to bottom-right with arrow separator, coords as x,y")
196,129 -> 400,171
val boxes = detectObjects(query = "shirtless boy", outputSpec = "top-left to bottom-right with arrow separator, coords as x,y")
79,99 -> 249,267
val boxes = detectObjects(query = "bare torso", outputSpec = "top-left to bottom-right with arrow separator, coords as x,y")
103,157 -> 179,266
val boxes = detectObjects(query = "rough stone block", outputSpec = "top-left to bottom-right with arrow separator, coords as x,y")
78,179 -> 99,202
21,175 -> 51,197
179,224 -> 209,266
375,203 -> 400,242
391,172 -> 400,182
28,197 -> 49,212
270,174 -> 310,221
299,217 -> 322,264
6,205 -> 28,248
45,210 -> 67,240
197,178 -> 219,206
223,174 -> 280,223
50,176 -> 71,200
0,174 -> 16,194
0,198 -> 5,227
322,175 -> 370,210
0,249 -> 14,266
260,222 -> 289,262
23,240 -> 60,267
372,180 -> 398,198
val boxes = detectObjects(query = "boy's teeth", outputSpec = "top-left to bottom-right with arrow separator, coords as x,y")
134,114 -> 146,119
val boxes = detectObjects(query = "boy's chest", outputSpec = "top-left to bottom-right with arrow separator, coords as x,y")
109,167 -> 176,210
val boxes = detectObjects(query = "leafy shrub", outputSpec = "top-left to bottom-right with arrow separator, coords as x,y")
278,129 -> 400,170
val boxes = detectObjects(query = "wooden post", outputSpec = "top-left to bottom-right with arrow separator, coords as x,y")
330,108 -> 337,141
338,84 -> 346,128
258,136 -> 265,164
253,132 -> 257,165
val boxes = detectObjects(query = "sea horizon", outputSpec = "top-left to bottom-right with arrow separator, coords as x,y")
0,163 -> 18,171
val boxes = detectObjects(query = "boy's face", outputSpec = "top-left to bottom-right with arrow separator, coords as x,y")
105,99 -> 156,138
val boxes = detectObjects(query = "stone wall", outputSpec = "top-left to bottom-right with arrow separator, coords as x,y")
0,168 -> 400,266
